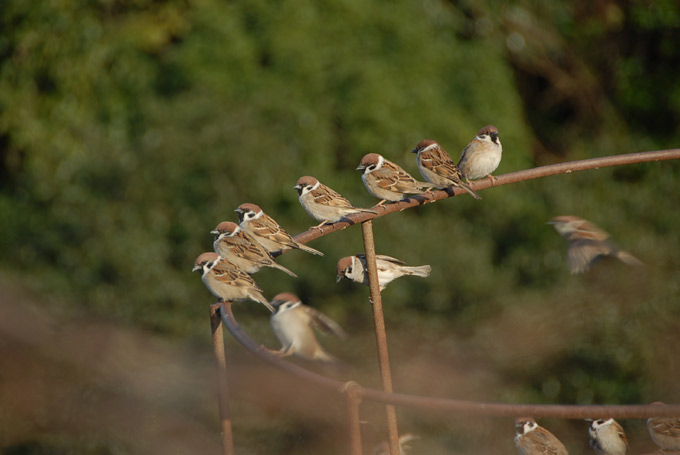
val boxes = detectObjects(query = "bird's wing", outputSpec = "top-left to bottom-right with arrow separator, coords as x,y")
302,306 -> 348,340
311,185 -> 355,208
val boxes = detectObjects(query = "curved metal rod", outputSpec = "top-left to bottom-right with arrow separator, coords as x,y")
292,149 -> 680,246
220,303 -> 680,418
221,149 -> 680,418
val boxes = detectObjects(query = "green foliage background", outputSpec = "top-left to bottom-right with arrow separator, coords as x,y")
1,0 -> 679,453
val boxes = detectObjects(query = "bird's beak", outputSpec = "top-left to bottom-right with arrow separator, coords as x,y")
410,148 -> 418,154
546,221 -> 556,225
293,184 -> 301,190
355,164 -> 365,171
234,208 -> 243,214
491,132 -> 499,142
210,229 -> 219,235
336,274 -> 343,283
192,265 -> 200,272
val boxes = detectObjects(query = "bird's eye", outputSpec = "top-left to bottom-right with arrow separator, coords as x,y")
306,185 -> 313,190
346,267 -> 352,274
596,419 -> 605,425
367,165 -> 376,171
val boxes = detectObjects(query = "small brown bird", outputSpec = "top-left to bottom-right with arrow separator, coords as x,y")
356,153 -> 431,205
588,418 -> 628,455
411,140 -> 481,199
269,292 -> 347,362
457,124 -> 503,182
235,203 -> 324,256
212,221 -> 298,277
336,254 -> 431,290
192,252 -> 274,312
548,216 -> 644,274
647,402 -> 680,451
514,417 -> 569,455
294,176 -> 376,227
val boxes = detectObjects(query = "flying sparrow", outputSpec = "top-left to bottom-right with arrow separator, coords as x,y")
336,254 -> 431,290
212,221 -> 298,277
294,176 -> 377,228
457,124 -> 502,183
235,203 -> 324,256
548,216 -> 644,274
269,292 -> 347,362
192,252 -> 274,312
356,153 -> 432,205
411,140 -> 482,199
514,417 -> 569,455
647,402 -> 680,451
588,418 -> 628,455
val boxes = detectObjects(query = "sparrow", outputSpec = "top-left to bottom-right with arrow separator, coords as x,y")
411,140 -> 482,199
548,216 -> 644,274
269,292 -> 347,362
514,417 -> 569,455
211,221 -> 298,277
588,418 -> 628,455
457,124 -> 502,183
647,402 -> 680,451
294,176 -> 377,228
192,252 -> 274,312
336,254 -> 431,290
356,153 -> 432,205
235,203 -> 324,256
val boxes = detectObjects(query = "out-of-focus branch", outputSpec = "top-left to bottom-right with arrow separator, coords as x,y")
219,303 -> 680,418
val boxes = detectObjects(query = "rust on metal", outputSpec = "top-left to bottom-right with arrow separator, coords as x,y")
210,303 -> 235,455
361,220 -> 400,455
344,381 -> 364,455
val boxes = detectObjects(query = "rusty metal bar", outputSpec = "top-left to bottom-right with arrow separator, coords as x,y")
210,303 -> 235,455
292,149 -> 680,246
219,302 -> 680,419
344,382 -> 364,455
361,220 -> 400,455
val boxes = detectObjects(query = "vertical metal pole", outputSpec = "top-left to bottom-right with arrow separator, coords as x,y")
211,303 -> 235,455
361,220 -> 400,455
344,382 -> 363,455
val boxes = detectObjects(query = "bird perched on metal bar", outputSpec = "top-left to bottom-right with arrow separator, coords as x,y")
235,203 -> 324,256
294,176 -> 377,228
411,139 -> 481,199
457,124 -> 503,183
356,153 -> 431,205
212,221 -> 298,277
192,252 -> 274,312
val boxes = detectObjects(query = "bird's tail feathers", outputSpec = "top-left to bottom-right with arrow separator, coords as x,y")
460,183 -> 482,200
296,241 -> 324,256
404,264 -> 432,278
272,262 -> 298,277
253,293 -> 275,312
616,250 -> 644,268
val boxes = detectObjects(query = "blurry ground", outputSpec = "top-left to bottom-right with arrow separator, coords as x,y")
1,272 -> 675,455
